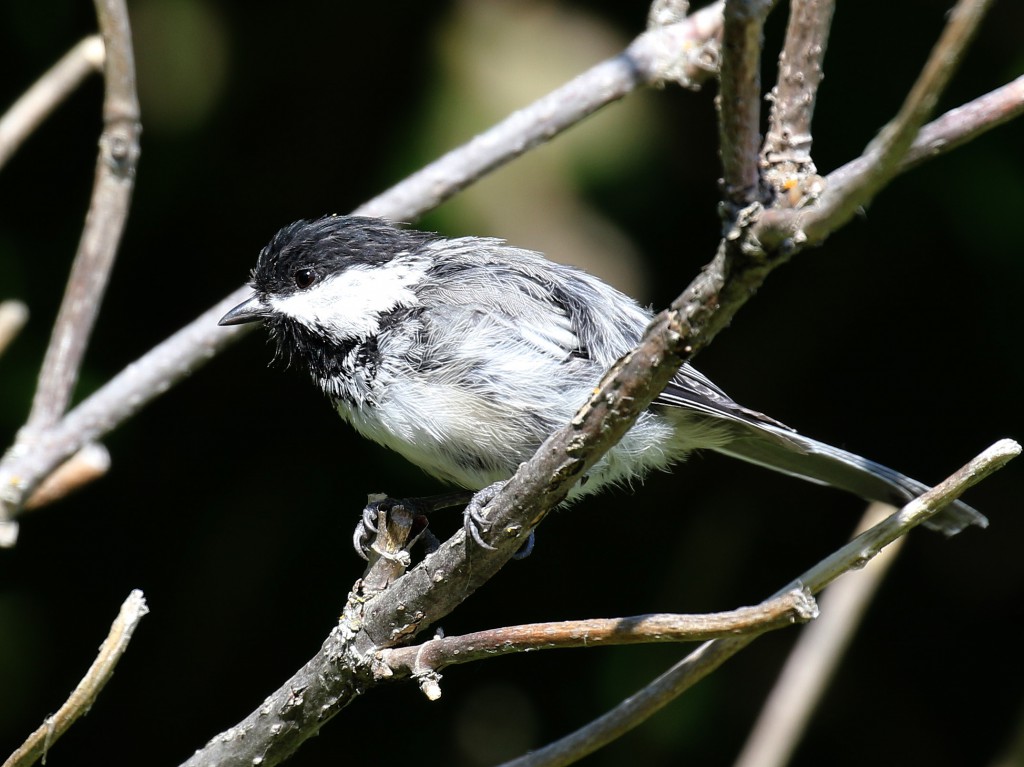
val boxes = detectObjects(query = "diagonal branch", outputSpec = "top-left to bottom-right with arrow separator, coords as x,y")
22,0 -> 140,435
0,36 -> 104,172
732,503 -> 905,767
3,590 -> 149,767
357,2 -> 724,221
498,440 -> 1019,767
829,73 -> 1024,188
381,590 -> 817,700
755,0 -> 994,249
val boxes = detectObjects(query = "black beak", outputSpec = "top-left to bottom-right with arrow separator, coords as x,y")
219,293 -> 271,326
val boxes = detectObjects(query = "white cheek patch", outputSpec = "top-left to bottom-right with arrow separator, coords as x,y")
271,257 -> 427,339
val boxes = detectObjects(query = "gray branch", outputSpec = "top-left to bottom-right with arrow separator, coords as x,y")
497,440 -> 1019,767
761,0 -> 836,184
755,0 -> 995,250
0,36 -> 104,172
22,0 -> 140,435
717,0 -> 773,207
381,591 -> 817,701
3,590 -> 149,767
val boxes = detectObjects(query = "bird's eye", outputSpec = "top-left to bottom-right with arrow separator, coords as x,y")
294,268 -> 317,289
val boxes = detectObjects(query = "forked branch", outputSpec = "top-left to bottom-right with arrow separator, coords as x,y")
21,0 -> 139,436
497,440 -> 1019,767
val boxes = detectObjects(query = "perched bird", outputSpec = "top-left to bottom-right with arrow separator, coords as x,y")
220,215 -> 986,552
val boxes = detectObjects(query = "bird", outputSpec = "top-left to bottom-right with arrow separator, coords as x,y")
219,214 -> 986,554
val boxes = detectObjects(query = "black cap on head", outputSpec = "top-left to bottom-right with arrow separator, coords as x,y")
249,215 -> 438,298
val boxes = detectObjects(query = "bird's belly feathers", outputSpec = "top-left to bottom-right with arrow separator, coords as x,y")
335,369 -> 732,495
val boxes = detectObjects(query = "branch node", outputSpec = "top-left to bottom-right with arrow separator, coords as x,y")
788,587 -> 819,622
632,4 -> 725,91
413,668 -> 444,701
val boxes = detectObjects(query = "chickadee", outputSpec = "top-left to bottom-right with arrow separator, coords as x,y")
220,215 -> 986,551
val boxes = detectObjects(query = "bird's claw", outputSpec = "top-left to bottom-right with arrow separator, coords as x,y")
462,481 -> 536,558
354,484 -> 534,560
462,481 -> 507,550
354,495 -> 419,561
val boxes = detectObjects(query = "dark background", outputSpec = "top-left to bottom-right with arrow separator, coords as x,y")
2,1 -> 1022,765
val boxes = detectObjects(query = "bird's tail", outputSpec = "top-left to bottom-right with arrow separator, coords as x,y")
709,419 -> 987,536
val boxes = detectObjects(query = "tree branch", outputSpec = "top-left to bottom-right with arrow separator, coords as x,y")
829,73 -> 1024,188
3,590 -> 149,767
717,0 -> 773,207
761,0 -> 835,185
356,2 -> 725,221
0,36 -> 104,172
755,0 -> 994,249
22,0 -> 140,435
732,503 -> 905,767
497,440 -> 1019,767
380,590 -> 818,701
22,443 -> 110,510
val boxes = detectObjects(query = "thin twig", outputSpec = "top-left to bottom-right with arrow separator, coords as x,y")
382,590 -> 817,700
717,0 -> 773,207
0,36 -> 105,172
357,3 -> 725,221
2,590 -> 149,767
732,503 -> 905,767
22,0 -> 140,435
0,300 -> 29,357
755,0 -> 994,250
761,0 -> 836,184
498,440 -> 1019,767
23,443 -> 110,510
830,73 -> 1024,187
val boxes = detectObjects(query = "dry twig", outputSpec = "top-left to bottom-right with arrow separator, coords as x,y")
761,0 -> 835,185
732,503 -> 905,767
0,36 -> 104,172
755,0 -> 995,249
2,590 -> 149,767
382,590 -> 818,700
717,0 -> 772,206
22,0 -> 139,435
497,440 -> 1019,767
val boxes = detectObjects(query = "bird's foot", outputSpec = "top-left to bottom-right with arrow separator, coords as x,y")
354,491 -> 472,560
463,480 -> 535,558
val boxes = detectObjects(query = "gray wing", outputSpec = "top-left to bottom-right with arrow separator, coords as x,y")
656,364 -> 796,431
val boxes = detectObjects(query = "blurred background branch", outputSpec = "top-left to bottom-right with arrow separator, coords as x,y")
0,36 -> 103,172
